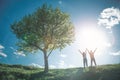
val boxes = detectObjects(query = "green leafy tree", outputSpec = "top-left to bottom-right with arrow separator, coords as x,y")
11,4 -> 75,73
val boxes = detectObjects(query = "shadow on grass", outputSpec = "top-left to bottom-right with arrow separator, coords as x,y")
29,68 -> 85,80
30,71 -> 55,80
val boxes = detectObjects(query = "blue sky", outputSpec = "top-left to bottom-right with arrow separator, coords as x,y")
0,0 -> 120,68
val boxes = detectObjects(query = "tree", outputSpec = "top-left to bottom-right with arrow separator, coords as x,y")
11,4 -> 75,73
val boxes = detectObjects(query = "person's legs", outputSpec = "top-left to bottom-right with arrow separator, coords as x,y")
93,58 -> 97,66
91,59 -> 93,67
83,59 -> 85,68
85,58 -> 88,67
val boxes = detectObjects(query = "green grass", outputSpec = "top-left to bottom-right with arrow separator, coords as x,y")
0,63 -> 120,80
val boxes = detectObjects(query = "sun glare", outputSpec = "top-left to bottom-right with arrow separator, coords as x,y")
76,27 -> 110,53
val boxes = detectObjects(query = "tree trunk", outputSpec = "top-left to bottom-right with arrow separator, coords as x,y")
43,50 -> 49,73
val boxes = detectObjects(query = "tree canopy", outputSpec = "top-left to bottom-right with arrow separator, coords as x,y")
11,4 -> 75,72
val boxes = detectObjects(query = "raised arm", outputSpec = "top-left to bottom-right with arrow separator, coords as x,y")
93,48 -> 97,53
79,50 -> 83,54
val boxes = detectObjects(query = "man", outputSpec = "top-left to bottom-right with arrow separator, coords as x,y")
79,49 -> 88,68
87,48 -> 97,66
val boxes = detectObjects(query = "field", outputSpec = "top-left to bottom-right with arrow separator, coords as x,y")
0,63 -> 120,80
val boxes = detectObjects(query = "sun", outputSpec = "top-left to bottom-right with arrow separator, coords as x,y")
76,27 -> 110,52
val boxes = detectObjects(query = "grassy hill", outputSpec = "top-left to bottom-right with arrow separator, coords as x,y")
0,63 -> 120,80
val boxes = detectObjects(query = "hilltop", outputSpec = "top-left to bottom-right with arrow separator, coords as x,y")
0,63 -> 120,80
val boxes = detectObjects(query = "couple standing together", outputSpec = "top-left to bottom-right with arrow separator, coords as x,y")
79,48 -> 97,68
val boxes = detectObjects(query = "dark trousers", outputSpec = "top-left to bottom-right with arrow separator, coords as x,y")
91,58 -> 97,66
83,58 -> 88,68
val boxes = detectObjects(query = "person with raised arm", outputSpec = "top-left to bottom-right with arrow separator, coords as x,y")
79,49 -> 88,68
86,48 -> 97,67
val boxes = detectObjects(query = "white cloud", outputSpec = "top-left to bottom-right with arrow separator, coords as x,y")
67,64 -> 76,68
30,63 -> 43,68
110,51 -> 120,56
58,60 -> 66,68
60,54 -> 67,58
0,52 -> 7,57
105,43 -> 112,47
14,51 -> 26,56
59,60 -> 65,66
0,44 -> 7,58
58,0 -> 62,4
98,7 -> 120,29
58,60 -> 77,69
0,45 -> 4,49
49,65 -> 56,69
10,47 -> 26,56
10,47 -> 15,50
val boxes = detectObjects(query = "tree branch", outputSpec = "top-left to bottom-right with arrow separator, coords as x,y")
47,45 -> 55,58
30,43 -> 43,51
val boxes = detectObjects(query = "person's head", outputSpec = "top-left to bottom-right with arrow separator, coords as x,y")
83,52 -> 86,55
90,50 -> 92,53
